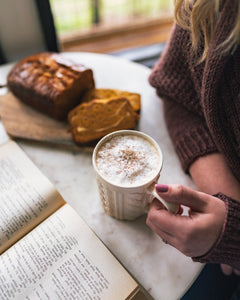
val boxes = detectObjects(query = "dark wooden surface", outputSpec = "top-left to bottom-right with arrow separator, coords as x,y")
0,92 -> 94,152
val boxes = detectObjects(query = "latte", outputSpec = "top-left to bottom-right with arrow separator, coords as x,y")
96,134 -> 161,186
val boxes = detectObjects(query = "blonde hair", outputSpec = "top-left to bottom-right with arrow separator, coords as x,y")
174,0 -> 240,61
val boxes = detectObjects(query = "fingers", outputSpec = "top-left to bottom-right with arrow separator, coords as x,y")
147,203 -> 194,255
151,196 -> 183,215
146,201 -> 178,246
234,269 -> 240,276
221,264 -> 240,276
147,190 -> 226,257
155,184 -> 211,212
151,197 -> 166,211
147,199 -> 191,239
147,221 -> 177,247
221,264 -> 233,275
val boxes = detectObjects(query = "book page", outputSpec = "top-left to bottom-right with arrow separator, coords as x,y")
0,141 -> 65,254
0,204 -> 139,300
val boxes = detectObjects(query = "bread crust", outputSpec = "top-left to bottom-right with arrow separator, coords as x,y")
7,52 -> 95,120
81,88 -> 141,113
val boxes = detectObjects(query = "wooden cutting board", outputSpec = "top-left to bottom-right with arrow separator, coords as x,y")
0,93 -> 94,152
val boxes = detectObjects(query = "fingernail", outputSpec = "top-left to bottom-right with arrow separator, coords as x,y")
155,184 -> 169,193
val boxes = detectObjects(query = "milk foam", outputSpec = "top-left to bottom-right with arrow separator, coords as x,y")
96,134 -> 160,186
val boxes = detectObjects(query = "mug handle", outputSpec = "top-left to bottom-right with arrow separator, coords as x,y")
147,185 -> 179,214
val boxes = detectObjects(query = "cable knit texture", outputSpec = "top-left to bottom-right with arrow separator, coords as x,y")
149,0 -> 240,178
193,193 -> 240,270
149,0 -> 240,270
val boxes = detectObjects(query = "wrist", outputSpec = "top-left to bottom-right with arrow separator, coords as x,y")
193,193 -> 240,270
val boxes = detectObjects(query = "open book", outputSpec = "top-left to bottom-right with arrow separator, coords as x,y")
0,140 -> 149,300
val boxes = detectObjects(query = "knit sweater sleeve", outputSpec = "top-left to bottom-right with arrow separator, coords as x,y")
193,193 -> 240,270
163,100 -> 217,172
149,24 -> 218,172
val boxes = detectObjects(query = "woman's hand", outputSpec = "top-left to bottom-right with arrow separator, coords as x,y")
146,184 -> 226,257
189,153 -> 240,273
221,264 -> 240,276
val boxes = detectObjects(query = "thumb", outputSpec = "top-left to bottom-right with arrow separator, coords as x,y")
155,184 -> 209,212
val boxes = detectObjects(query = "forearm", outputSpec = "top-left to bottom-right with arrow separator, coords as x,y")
189,153 -> 240,202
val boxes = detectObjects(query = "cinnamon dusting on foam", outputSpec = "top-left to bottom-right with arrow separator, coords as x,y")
96,134 -> 160,186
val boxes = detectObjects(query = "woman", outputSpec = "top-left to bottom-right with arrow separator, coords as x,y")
147,0 -> 240,297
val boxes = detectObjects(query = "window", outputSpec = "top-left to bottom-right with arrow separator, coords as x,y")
50,0 -> 174,53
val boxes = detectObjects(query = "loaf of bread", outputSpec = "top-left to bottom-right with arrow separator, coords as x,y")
7,52 -> 95,120
81,88 -> 141,113
68,97 -> 140,144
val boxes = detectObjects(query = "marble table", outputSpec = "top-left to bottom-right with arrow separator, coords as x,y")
0,52 -> 203,300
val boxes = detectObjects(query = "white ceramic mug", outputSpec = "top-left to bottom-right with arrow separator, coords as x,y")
92,130 -> 178,220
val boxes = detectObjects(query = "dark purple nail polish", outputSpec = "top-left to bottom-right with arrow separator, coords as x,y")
155,184 -> 169,193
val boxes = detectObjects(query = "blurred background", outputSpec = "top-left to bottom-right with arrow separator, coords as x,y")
0,0 -> 174,67
50,0 -> 174,54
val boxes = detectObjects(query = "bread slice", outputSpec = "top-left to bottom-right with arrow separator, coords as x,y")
68,97 -> 140,144
81,88 -> 141,113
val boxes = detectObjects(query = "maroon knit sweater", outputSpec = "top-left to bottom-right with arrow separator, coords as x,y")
149,0 -> 240,269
